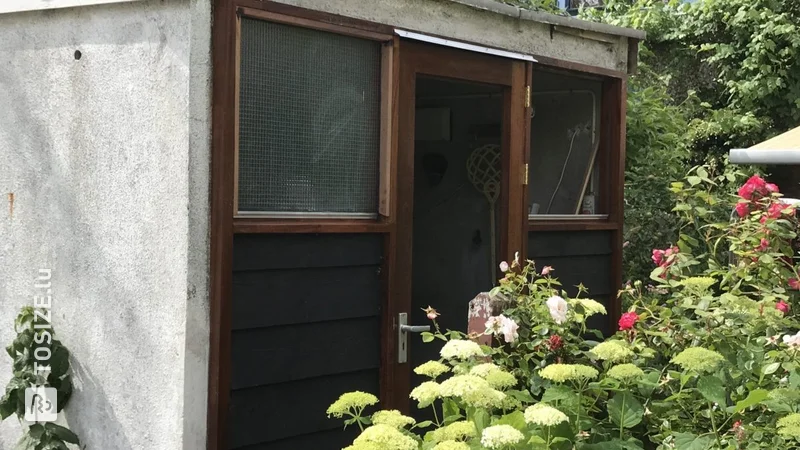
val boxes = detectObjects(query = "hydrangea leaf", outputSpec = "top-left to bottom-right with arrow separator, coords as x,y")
608,392 -> 644,429
696,375 -> 727,407
673,432 -> 713,450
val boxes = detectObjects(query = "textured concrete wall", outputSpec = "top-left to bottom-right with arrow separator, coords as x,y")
274,0 -> 630,72
0,0 -> 211,448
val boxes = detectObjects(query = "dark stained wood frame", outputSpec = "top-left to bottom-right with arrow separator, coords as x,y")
524,75 -> 626,333
210,1 -> 630,448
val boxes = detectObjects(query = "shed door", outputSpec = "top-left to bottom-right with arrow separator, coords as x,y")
389,38 -> 532,413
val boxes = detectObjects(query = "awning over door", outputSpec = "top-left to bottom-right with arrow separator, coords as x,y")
730,125 -> 800,164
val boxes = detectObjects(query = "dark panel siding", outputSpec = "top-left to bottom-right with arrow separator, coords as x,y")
232,265 -> 381,330
529,231 -> 613,335
234,428 -> 359,450
230,234 -> 382,449
529,231 -> 612,296
229,370 -> 379,449
529,230 -> 612,258
231,317 -> 380,389
233,233 -> 383,271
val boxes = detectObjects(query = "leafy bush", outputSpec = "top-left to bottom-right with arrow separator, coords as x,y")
330,169 -> 800,449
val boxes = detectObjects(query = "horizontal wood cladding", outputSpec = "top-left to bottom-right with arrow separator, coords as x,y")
232,233 -> 383,271
229,370 -> 378,449
231,317 -> 380,389
232,265 -> 381,329
528,230 -> 612,258
230,234 -> 382,449
232,428 -> 360,450
528,231 -> 612,296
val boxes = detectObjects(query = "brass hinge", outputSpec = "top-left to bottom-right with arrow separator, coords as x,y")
522,163 -> 529,185
525,86 -> 531,108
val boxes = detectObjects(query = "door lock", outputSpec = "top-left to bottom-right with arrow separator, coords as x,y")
398,312 -> 431,364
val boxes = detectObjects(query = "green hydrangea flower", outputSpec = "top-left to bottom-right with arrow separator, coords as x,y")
485,370 -> 517,390
480,425 -> 525,449
590,340 -> 634,363
539,364 -> 599,383
429,421 -> 477,442
432,441 -> 470,450
607,363 -> 644,381
353,424 -> 418,450
778,413 -> 800,440
439,375 -> 506,408
769,388 -> 800,404
414,361 -> 450,379
468,363 -> 516,390
574,298 -> 607,317
681,277 -> 716,294
410,381 -> 441,408
671,347 -> 725,373
524,403 -> 569,426
440,339 -> 485,360
327,391 -> 379,418
371,410 -> 416,428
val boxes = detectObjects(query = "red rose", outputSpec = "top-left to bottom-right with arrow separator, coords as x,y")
757,238 -> 769,252
618,312 -> 639,331
735,202 -> 750,218
547,334 -> 563,351
738,175 -> 768,200
766,183 -> 780,193
776,300 -> 790,314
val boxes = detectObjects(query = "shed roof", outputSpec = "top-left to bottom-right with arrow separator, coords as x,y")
451,0 -> 647,40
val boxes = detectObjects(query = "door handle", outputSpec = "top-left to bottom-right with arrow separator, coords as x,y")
400,324 -> 431,333
397,313 -> 431,364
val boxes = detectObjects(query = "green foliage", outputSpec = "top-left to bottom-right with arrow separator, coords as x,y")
332,170 -> 800,449
580,0 -> 800,280
0,307 -> 80,450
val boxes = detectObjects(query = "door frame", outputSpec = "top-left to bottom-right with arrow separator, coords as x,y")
388,40 -> 532,412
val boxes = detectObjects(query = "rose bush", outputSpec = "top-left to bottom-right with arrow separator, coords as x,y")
330,167 -> 800,449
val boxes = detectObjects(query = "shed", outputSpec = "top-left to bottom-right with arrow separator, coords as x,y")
0,0 -> 643,449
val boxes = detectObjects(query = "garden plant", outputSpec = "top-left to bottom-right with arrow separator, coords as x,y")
328,168 -> 800,449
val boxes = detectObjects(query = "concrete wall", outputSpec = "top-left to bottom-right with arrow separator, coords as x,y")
274,0 -> 631,72
0,0 -> 211,449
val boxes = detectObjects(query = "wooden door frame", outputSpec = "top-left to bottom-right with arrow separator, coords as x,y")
391,40 -> 530,412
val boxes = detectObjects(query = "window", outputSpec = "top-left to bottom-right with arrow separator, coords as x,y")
528,70 -> 603,219
236,17 -> 384,217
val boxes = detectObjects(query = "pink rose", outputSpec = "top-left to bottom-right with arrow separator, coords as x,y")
776,301 -> 790,315
790,278 -> 800,290
735,202 -> 750,218
541,266 -> 553,276
618,312 -> 639,330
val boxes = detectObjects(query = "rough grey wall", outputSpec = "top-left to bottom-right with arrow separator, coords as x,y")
274,0 -> 630,72
0,0 -> 211,448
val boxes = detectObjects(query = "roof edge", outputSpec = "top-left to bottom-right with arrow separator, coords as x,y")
449,0 -> 647,40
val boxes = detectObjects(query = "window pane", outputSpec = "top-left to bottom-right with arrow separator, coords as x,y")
528,74 -> 602,216
238,18 -> 382,214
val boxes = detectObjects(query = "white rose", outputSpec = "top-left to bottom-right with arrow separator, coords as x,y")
500,317 -> 519,343
546,296 -> 568,324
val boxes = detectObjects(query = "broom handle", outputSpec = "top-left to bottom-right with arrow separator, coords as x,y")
489,202 -> 496,286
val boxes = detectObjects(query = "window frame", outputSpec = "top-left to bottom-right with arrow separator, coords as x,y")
232,7 -> 396,226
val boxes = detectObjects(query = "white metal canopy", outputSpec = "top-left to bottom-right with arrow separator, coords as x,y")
394,29 -> 537,62
730,125 -> 800,165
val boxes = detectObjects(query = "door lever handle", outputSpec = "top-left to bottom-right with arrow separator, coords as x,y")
400,324 -> 431,333
397,313 -> 431,364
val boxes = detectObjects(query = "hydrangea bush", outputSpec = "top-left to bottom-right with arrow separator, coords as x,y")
329,168 -> 800,449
